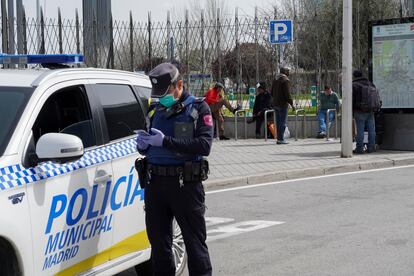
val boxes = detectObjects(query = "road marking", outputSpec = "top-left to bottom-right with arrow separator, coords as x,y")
206,164 -> 414,195
205,217 -> 235,227
207,220 -> 285,242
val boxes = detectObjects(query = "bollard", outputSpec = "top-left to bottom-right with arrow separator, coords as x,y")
235,109 -> 247,140
295,109 -> 307,141
326,109 -> 338,140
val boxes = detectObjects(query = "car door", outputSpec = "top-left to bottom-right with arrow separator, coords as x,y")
24,83 -> 114,275
90,83 -> 149,260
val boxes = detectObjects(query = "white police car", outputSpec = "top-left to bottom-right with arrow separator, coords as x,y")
0,54 -> 186,275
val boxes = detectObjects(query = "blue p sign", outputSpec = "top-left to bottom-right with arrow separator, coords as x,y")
269,20 -> 293,44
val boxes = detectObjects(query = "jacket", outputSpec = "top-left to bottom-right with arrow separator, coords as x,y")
271,74 -> 293,108
352,77 -> 375,113
253,91 -> 272,116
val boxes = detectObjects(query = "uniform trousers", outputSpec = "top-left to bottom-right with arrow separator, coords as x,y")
145,174 -> 212,276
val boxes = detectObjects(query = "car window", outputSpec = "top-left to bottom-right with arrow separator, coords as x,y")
32,85 -> 96,148
135,86 -> 151,115
0,87 -> 32,156
94,84 -> 146,141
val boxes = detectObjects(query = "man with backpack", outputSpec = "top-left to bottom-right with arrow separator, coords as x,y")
352,70 -> 381,154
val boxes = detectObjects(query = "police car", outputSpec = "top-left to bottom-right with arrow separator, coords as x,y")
0,54 -> 186,275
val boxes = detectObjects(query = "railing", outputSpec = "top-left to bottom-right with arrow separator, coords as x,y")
234,109 -> 247,140
326,109 -> 338,140
295,109 -> 307,141
264,109 -> 276,141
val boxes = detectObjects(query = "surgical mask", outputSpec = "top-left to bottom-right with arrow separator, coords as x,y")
159,94 -> 177,108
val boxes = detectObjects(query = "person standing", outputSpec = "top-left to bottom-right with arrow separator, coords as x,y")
136,62 -> 213,276
352,69 -> 379,154
205,82 -> 240,140
317,85 -> 341,138
271,66 -> 295,144
248,81 -> 273,138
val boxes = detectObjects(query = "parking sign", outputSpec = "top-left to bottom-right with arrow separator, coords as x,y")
269,20 -> 293,44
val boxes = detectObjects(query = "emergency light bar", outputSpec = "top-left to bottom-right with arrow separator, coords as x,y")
0,54 -> 84,65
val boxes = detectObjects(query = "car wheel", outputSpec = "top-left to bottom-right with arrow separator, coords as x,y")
172,218 -> 187,276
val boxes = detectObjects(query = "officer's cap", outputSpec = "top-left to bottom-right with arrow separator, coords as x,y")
148,62 -> 180,98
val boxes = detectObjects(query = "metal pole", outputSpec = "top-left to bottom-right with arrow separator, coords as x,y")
7,0 -> 15,54
58,8 -> 63,54
75,9 -> 80,54
148,12 -> 152,70
254,6 -> 259,83
201,10 -> 205,94
216,8 -> 222,82
341,0 -> 353,157
235,8 -> 241,103
167,11 -> 171,60
16,0 -> 23,54
1,0 -> 8,54
39,8 -> 45,54
36,0 -> 40,53
129,11 -> 134,71
185,10 -> 190,87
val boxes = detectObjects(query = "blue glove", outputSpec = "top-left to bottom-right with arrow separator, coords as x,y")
136,130 -> 150,150
140,128 -> 165,147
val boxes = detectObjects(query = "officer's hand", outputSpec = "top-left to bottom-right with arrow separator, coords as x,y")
136,131 -> 150,150
141,128 -> 165,147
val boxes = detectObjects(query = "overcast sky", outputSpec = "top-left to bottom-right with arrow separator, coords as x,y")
22,0 -> 270,22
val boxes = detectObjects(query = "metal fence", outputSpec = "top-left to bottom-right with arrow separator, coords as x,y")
0,8 -> 337,111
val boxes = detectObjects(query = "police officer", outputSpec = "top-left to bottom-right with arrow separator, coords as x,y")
136,62 -> 213,276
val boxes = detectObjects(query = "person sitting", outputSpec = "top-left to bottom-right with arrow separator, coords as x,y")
205,82 -> 240,140
317,85 -> 340,138
247,82 -> 273,138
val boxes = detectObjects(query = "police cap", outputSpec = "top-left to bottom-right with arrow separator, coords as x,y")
148,62 -> 180,98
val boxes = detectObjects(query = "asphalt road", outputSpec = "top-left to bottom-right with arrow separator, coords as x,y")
119,165 -> 414,276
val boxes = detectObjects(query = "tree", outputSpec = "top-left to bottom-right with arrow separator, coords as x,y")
211,43 -> 273,88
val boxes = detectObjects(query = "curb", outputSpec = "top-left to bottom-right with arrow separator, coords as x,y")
204,157 -> 414,190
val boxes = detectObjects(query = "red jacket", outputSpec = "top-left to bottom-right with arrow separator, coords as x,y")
204,88 -> 220,105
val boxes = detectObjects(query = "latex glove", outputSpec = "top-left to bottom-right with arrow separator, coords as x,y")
141,128 -> 165,147
136,130 -> 150,150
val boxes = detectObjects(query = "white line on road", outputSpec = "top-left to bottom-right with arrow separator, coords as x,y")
207,220 -> 285,242
205,217 -> 235,227
206,164 -> 414,195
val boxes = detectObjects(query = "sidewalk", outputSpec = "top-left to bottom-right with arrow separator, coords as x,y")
205,138 -> 414,189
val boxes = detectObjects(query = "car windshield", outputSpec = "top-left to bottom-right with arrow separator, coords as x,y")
0,87 -> 33,156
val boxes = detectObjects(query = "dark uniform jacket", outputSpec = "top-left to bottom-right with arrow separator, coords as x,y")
271,74 -> 293,108
352,77 -> 375,113
139,91 -> 213,165
253,91 -> 272,117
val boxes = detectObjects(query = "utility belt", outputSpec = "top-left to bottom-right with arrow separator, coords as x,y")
135,157 -> 209,188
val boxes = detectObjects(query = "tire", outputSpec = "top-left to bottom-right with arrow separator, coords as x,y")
0,238 -> 21,276
135,219 -> 187,276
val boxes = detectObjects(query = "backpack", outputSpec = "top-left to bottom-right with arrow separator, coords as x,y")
204,88 -> 220,105
357,83 -> 381,112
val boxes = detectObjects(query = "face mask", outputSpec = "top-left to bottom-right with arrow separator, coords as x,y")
159,94 -> 177,108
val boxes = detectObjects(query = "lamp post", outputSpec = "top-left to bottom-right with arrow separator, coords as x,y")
341,0 -> 353,158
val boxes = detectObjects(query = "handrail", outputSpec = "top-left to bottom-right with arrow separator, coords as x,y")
326,109 -> 338,140
264,109 -> 277,141
234,109 -> 247,140
295,109 -> 307,141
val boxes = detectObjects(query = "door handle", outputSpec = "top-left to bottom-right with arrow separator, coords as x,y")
94,173 -> 112,183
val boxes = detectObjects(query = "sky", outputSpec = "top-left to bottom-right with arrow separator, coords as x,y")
22,0 -> 269,22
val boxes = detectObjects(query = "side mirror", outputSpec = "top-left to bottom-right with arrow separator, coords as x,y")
36,133 -> 84,164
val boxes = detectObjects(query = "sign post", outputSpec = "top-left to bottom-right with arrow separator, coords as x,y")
269,20 -> 293,70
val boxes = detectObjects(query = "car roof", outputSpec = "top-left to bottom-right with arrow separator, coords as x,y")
0,68 -> 150,87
